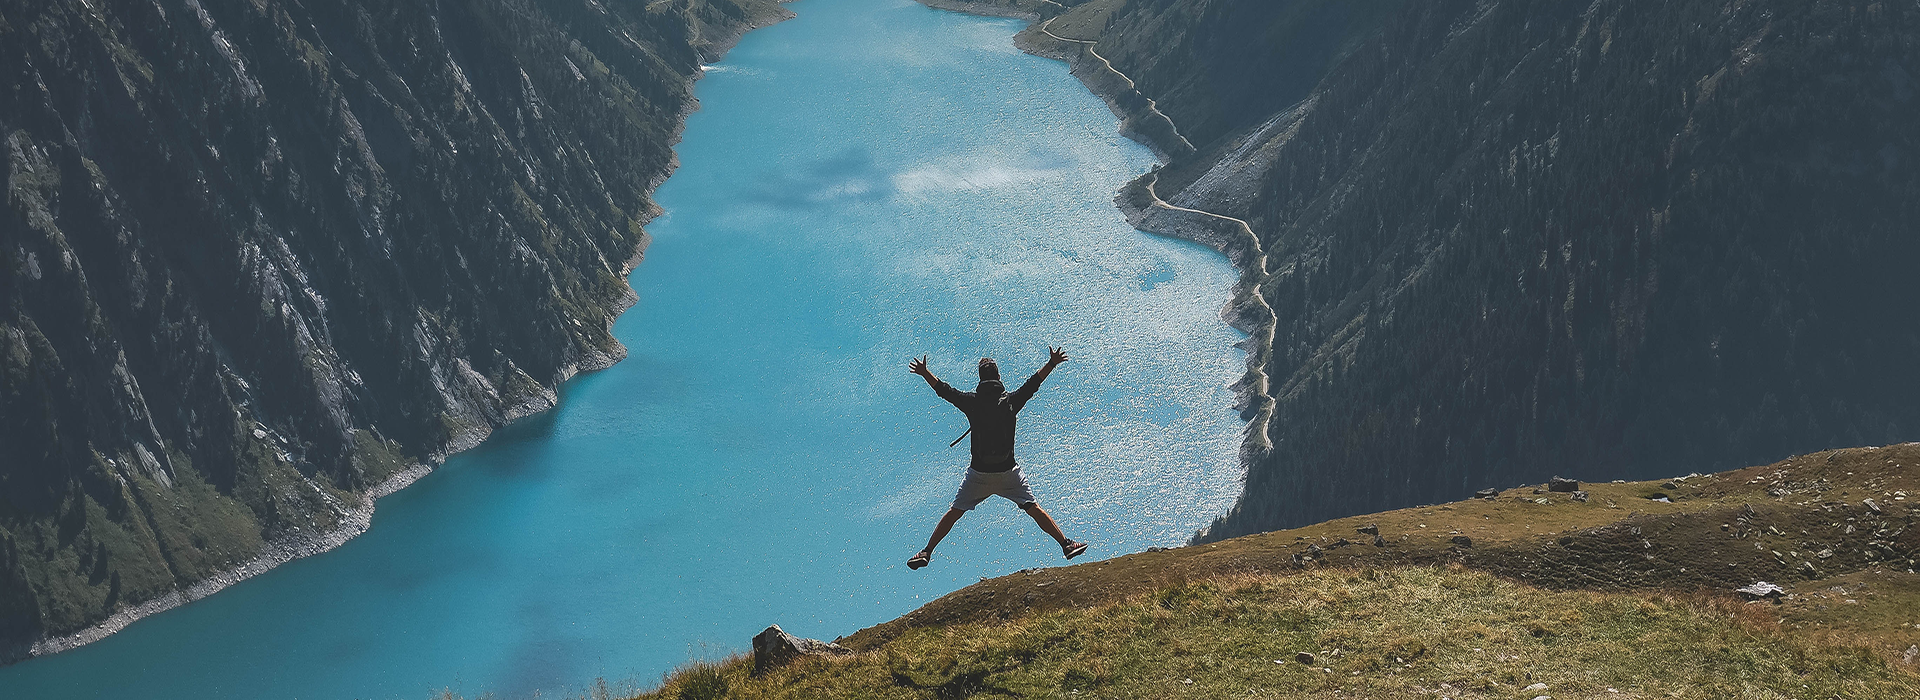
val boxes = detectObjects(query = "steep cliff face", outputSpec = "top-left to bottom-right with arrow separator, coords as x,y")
0,0 -> 784,656
998,0 -> 1920,538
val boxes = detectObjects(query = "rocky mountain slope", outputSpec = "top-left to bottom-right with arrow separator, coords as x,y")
965,0 -> 1920,538
0,0 -> 784,659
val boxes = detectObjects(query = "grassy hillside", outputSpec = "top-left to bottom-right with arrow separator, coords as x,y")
631,444 -> 1920,699
651,569 -> 1916,699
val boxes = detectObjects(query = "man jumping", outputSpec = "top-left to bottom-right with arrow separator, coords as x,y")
905,347 -> 1088,570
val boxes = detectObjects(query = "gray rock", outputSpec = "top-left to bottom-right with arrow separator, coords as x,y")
752,624 -> 851,675
1571,490 -> 1589,502
1548,477 -> 1579,492
1475,488 -> 1500,499
1295,651 -> 1316,664
1451,536 -> 1473,547
1865,498 -> 1883,513
1736,581 -> 1787,600
1357,523 -> 1379,536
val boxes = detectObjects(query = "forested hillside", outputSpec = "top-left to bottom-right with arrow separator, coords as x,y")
0,0 -> 784,658
992,0 -> 1920,539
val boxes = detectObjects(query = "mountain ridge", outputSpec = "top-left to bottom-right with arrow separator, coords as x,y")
927,0 -> 1920,542
0,0 -> 789,660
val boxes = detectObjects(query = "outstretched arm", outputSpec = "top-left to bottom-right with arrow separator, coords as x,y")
911,355 -> 965,405
909,355 -> 937,386
1010,346 -> 1068,407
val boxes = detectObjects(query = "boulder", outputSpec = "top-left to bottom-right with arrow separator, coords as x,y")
1295,651 -> 1316,664
752,624 -> 851,675
1450,536 -> 1473,547
1548,477 -> 1580,492
1356,523 -> 1379,536
1475,488 -> 1500,499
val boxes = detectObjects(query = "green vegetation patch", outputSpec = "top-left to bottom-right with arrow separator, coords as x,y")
645,567 -> 1920,699
350,429 -> 410,488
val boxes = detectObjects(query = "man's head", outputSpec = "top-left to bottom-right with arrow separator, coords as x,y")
976,358 -> 1004,395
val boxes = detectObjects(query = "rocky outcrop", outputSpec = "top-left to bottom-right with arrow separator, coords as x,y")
0,0 -> 787,660
751,624 -> 851,675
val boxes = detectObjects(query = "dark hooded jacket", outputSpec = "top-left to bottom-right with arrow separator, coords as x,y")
929,371 -> 1050,472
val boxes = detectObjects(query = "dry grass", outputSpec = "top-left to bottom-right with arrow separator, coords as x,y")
844,444 -> 1920,659
638,566 -> 1920,699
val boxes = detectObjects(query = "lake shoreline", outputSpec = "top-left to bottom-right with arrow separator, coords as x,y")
4,4 -> 798,667
916,0 -> 1275,540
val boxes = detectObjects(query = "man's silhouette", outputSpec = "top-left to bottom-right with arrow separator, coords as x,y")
906,347 -> 1087,570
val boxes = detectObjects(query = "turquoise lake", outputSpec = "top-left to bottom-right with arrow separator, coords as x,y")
0,0 -> 1246,697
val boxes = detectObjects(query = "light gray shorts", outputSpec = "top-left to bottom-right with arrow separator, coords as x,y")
951,466 -> 1037,511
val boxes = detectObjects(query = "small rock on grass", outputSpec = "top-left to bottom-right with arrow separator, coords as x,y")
1548,477 -> 1579,492
1451,535 -> 1473,547
752,624 -> 850,675
1736,581 -> 1787,600
1295,651 -> 1315,664
1475,488 -> 1499,499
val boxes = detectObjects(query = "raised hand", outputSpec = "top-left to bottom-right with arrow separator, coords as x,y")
909,355 -> 932,377
1047,346 -> 1069,367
